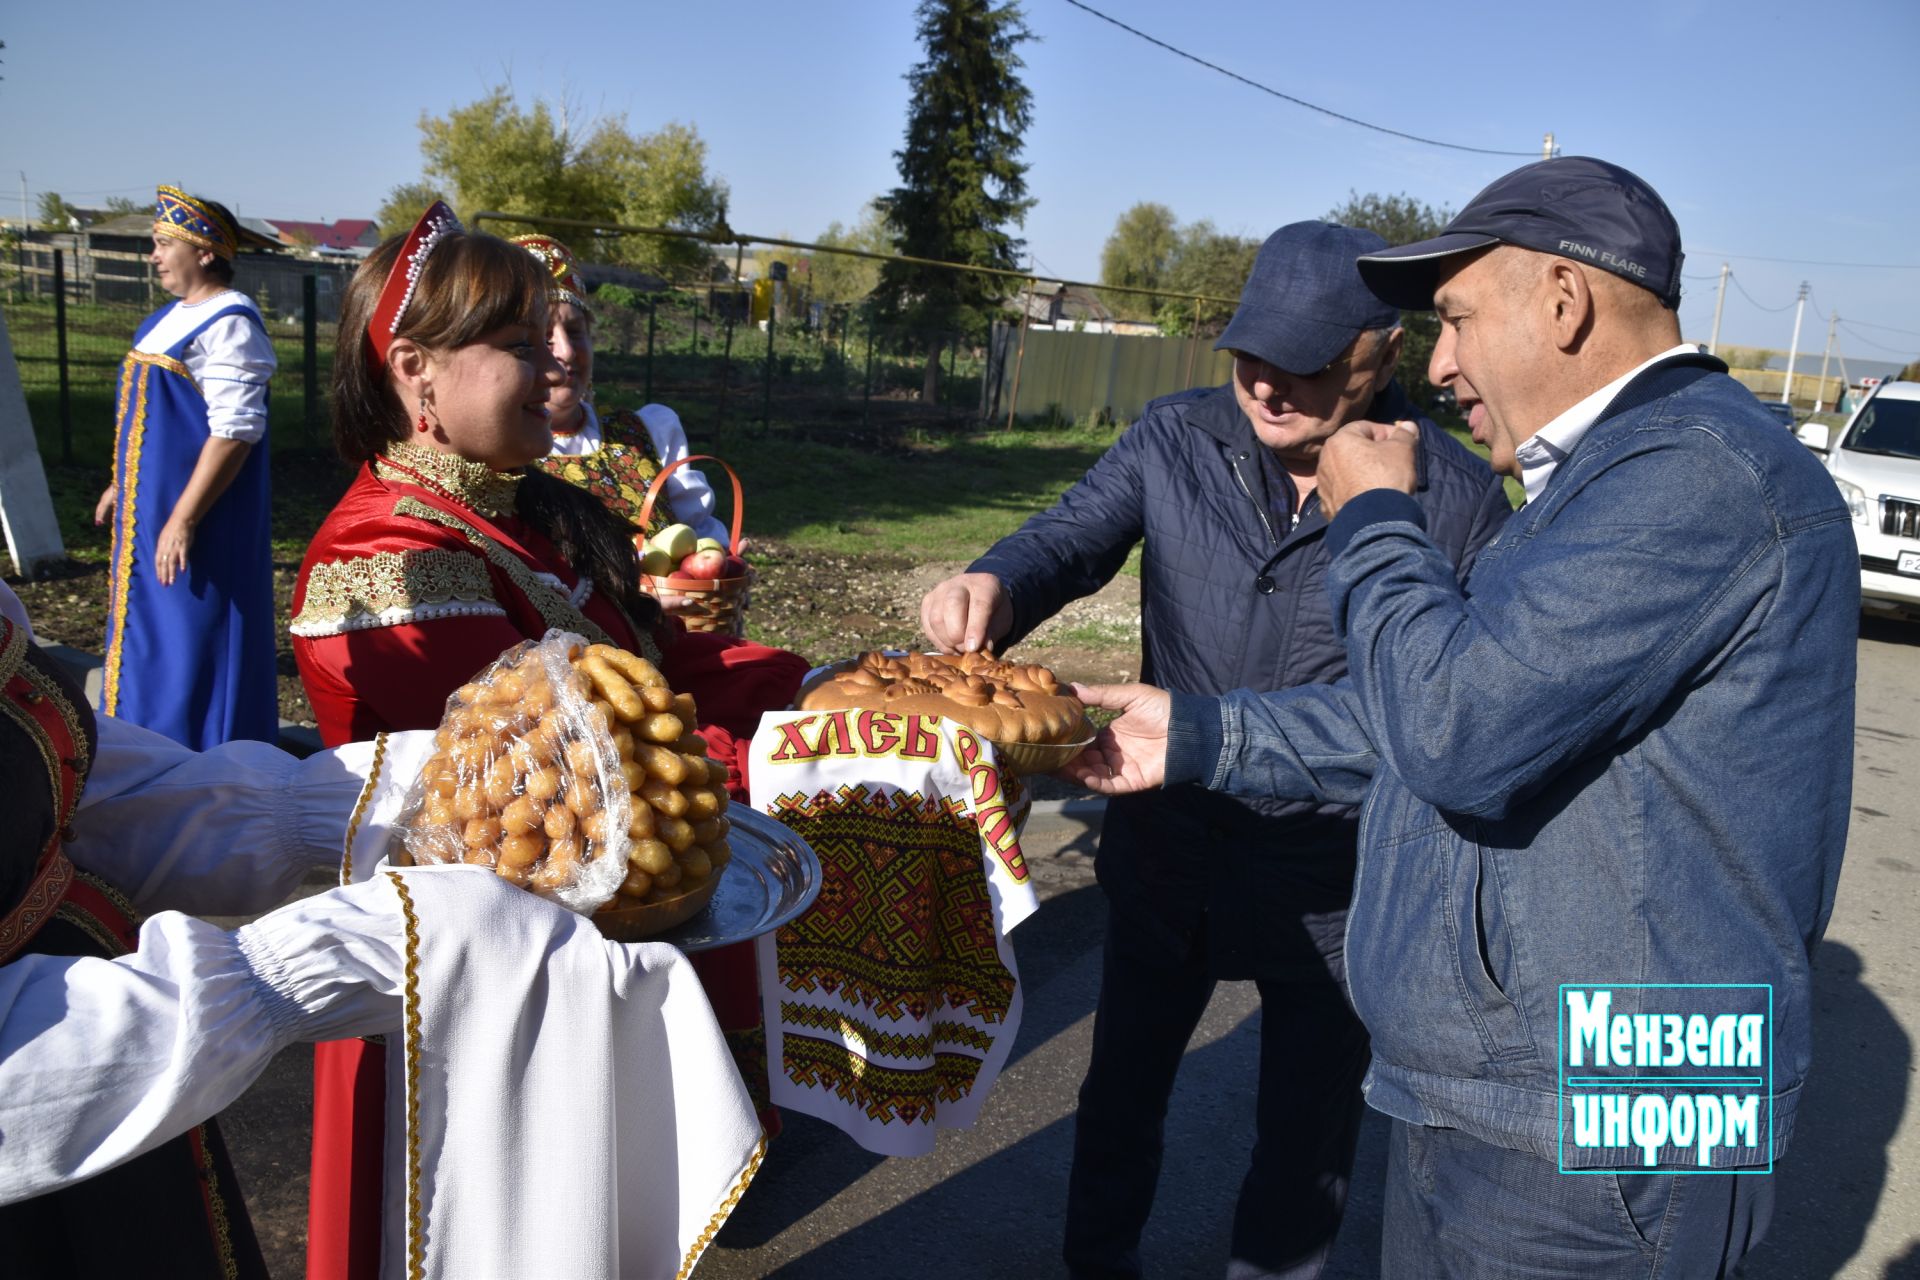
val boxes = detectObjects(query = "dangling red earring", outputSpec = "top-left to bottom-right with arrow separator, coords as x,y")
417,403 -> 431,433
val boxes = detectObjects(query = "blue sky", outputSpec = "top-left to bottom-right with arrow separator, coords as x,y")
4,0 -> 1916,358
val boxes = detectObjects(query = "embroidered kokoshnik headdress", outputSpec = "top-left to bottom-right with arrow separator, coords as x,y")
511,233 -> 591,313
153,185 -> 238,261
367,200 -> 463,364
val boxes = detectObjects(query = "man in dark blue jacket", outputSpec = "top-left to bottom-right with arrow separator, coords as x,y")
1063,160 -> 1855,1278
921,222 -> 1511,1279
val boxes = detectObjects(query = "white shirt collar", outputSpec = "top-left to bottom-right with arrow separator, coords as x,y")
1515,343 -> 1704,503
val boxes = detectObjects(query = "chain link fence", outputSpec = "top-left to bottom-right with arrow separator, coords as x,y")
2,245 -> 337,474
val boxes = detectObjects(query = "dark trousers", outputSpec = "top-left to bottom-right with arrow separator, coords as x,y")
1064,908 -> 1371,1279
1381,1120 -> 1776,1279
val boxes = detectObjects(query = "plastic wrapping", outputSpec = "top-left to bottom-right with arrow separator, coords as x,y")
392,630 -> 734,925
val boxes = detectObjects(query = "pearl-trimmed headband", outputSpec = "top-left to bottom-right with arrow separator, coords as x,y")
366,201 -> 463,365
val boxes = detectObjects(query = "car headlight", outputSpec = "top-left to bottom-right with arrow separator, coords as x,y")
1833,475 -> 1870,523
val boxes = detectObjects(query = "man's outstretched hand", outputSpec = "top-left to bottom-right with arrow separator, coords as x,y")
1056,682 -> 1172,795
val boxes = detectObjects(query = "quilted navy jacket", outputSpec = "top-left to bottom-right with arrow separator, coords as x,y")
972,379 -> 1510,977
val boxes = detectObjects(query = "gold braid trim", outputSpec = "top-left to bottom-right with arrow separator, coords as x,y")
51,871 -> 141,958
291,548 -> 501,637
1,683 -> 64,821
0,612 -> 27,685
129,349 -> 195,385
376,440 -> 523,519
16,655 -> 91,788
104,358 -> 152,714
677,1133 -> 767,1280
387,870 -> 427,1280
189,1124 -> 240,1280
340,732 -> 389,886
390,497 -> 619,647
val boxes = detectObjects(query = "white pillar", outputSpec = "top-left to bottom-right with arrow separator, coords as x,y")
0,308 -> 67,577
1708,263 -> 1730,357
1781,282 -> 1808,405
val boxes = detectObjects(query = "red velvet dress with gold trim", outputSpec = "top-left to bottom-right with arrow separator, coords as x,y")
0,614 -> 271,1279
290,440 -> 805,1280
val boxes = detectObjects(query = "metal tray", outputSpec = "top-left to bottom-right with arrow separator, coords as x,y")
651,806 -> 821,952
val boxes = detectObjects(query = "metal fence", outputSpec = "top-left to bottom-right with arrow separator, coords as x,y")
1,220 -> 1245,475
1,249 -> 334,468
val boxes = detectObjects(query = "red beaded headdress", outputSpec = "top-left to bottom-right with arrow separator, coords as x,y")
511,234 -> 590,313
366,201 -> 462,365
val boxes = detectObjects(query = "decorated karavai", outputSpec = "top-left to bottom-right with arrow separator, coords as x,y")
93,186 -> 277,749
290,205 -> 808,1280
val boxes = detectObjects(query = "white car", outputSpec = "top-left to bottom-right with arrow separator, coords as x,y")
1797,380 -> 1920,618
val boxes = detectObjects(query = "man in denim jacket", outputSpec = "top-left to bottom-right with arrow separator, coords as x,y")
1064,158 -> 1857,1278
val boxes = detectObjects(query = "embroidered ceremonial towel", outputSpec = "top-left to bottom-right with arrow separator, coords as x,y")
750,709 -> 1041,1156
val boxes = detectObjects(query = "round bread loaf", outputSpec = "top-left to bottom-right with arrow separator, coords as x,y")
797,650 -> 1086,745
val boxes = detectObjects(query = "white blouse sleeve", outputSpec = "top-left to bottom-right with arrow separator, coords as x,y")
185,312 -> 276,443
69,718 -> 430,916
637,403 -> 730,544
0,876 -> 406,1205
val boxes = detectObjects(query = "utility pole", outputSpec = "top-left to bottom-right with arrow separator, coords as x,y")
1813,311 -> 1838,413
1542,132 -> 1556,160
1781,281 -> 1809,406
1708,263 -> 1730,356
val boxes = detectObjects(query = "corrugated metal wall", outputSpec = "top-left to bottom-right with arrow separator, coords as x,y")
991,326 -> 1235,424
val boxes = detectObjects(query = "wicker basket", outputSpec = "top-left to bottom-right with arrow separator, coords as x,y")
638,454 -> 750,636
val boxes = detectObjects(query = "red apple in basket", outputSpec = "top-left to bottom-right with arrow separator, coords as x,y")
677,548 -> 728,580
720,554 -> 749,579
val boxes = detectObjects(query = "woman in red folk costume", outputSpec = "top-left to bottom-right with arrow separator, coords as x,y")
291,206 -> 806,1280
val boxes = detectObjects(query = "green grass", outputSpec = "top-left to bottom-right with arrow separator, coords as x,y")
1028,620 -> 1138,649
707,420 -> 1121,559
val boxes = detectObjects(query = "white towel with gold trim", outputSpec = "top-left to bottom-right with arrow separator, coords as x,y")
347,735 -> 762,1279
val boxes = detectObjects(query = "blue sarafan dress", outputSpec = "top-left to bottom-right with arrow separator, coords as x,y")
102,292 -> 278,748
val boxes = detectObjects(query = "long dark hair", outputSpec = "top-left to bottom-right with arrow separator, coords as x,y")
332,228 -> 662,634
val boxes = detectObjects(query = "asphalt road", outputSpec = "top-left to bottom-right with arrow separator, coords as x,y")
219,618 -> 1920,1279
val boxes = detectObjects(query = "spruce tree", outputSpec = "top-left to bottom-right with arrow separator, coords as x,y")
876,0 -> 1034,403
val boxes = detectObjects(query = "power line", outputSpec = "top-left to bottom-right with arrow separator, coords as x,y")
1841,316 -> 1920,339
1728,273 -> 1797,313
1693,248 -> 1920,270
1058,0 -> 1538,158
1838,322 -> 1918,357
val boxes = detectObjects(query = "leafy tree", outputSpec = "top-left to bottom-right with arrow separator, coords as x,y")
404,86 -> 728,273
1900,357 -> 1920,382
102,195 -> 145,216
810,201 -> 890,307
375,181 -> 449,239
1716,345 -> 1779,372
1325,190 -> 1453,406
36,191 -> 80,229
1098,202 -> 1178,321
1157,221 -> 1258,337
875,0 -> 1034,401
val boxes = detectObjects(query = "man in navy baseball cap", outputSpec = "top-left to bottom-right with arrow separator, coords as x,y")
1355,155 -> 1685,312
918,220 -> 1511,1280
1217,221 -> 1403,374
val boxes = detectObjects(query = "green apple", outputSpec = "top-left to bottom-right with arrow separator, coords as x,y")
650,523 -> 697,563
694,536 -> 727,554
639,545 -> 675,576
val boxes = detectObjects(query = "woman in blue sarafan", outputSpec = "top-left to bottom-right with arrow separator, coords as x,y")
93,186 -> 277,748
